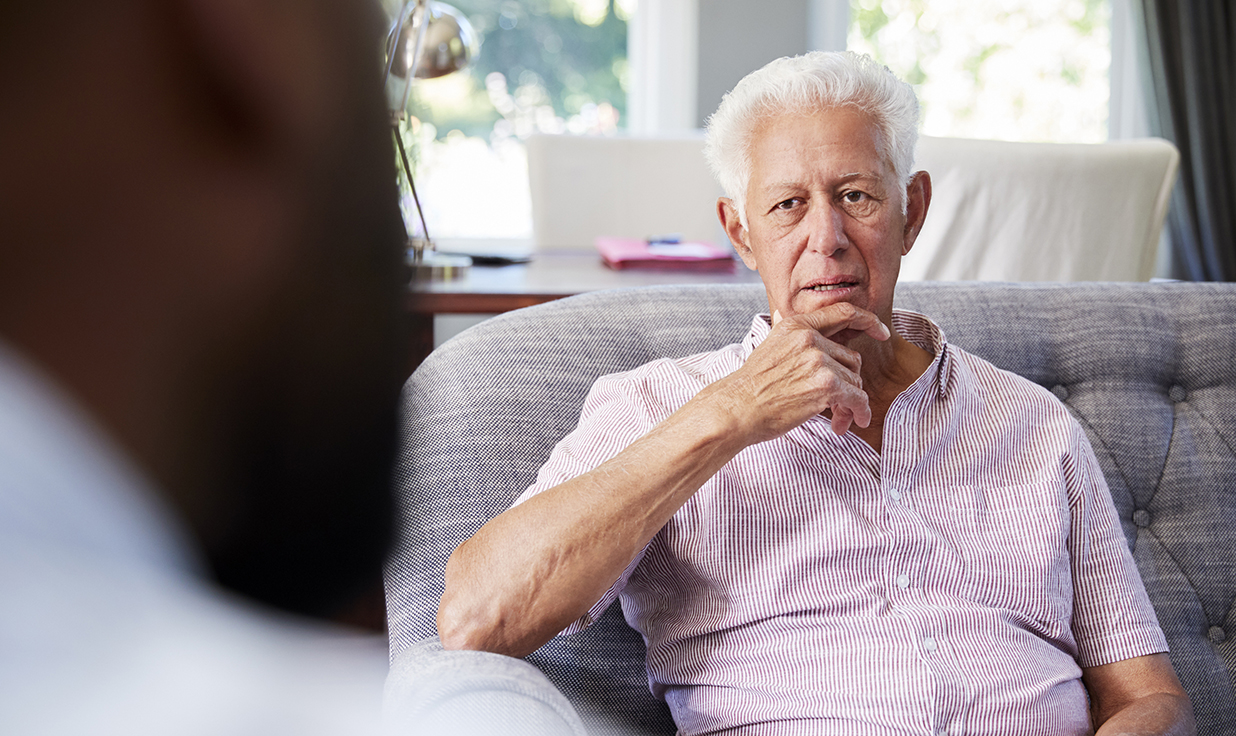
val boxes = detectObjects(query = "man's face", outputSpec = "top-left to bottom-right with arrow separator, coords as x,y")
724,106 -> 919,330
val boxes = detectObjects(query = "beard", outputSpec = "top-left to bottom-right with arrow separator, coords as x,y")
203,2 -> 414,619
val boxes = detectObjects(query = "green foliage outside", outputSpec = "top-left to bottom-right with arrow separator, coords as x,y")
409,0 -> 629,140
849,0 -> 1111,143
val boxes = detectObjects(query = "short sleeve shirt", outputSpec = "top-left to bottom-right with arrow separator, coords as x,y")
514,311 -> 1167,736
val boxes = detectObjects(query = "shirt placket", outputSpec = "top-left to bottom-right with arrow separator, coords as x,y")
881,373 -> 972,735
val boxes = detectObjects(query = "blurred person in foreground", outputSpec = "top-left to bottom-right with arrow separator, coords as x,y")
0,1 -> 581,733
438,52 -> 1195,735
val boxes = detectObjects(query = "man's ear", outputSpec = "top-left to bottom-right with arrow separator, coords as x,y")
718,198 -> 757,270
901,171 -> 932,256
175,0 -> 345,155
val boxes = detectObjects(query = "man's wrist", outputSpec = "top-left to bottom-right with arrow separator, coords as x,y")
681,379 -> 765,453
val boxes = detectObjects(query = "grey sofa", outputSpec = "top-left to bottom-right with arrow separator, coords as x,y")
385,281 -> 1236,734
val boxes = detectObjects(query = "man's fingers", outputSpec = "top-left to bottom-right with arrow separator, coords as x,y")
796,304 -> 890,342
820,350 -> 862,390
735,306 -> 878,441
830,409 -> 853,436
821,341 -> 862,381
770,313 -> 864,379
828,386 -> 872,436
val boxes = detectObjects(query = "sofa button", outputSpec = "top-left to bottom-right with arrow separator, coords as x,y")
1169,385 -> 1188,402
1133,509 -> 1151,528
1051,384 -> 1069,401
1209,626 -> 1227,644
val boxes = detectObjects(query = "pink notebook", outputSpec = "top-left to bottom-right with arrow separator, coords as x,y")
595,237 -> 735,271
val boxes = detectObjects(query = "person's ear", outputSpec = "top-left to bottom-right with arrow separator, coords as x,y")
175,0 -> 347,157
718,198 -> 757,270
901,171 -> 932,256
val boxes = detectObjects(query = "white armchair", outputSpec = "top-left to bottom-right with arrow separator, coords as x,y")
525,132 -> 1180,282
526,133 -> 725,250
904,136 -> 1180,282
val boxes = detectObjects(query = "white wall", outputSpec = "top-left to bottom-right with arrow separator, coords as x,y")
628,0 -> 700,133
695,0 -> 811,127
634,0 -> 847,133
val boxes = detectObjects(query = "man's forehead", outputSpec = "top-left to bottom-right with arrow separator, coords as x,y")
747,107 -> 894,187
751,104 -> 878,138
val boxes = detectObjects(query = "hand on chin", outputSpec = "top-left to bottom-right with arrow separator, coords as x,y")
828,327 -> 866,346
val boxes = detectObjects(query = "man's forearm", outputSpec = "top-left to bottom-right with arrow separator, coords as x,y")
1093,692 -> 1194,735
437,392 -> 752,658
437,306 -> 888,658
1084,653 -> 1195,736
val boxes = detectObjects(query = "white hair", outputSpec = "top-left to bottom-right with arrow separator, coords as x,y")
703,51 -> 920,228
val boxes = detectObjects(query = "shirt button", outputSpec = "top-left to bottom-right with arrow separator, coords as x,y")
923,637 -> 938,652
889,488 -> 902,502
896,574 -> 910,589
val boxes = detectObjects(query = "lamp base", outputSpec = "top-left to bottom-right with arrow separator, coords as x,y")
408,250 -> 471,281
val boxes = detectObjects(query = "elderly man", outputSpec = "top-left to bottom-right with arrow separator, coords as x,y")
0,1 -> 582,734
438,52 -> 1194,735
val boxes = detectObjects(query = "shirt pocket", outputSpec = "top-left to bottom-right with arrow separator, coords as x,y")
921,483 -> 1073,629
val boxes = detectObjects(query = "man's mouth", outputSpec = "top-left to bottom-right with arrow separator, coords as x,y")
807,281 -> 858,292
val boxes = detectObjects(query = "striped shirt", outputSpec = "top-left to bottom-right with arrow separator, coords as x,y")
516,311 -> 1167,736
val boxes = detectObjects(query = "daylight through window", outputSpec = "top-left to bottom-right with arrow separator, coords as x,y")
849,0 -> 1112,143
401,0 -> 632,240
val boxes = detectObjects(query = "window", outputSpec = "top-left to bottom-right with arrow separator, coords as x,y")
848,0 -> 1112,143
398,0 -> 1125,239
401,0 -> 633,240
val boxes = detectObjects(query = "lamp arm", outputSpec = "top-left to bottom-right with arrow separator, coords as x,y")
393,125 -> 432,261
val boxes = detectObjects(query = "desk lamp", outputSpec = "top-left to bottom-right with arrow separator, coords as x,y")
384,0 -> 477,280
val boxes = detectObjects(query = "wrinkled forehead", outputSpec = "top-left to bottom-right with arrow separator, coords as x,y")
747,104 -> 897,183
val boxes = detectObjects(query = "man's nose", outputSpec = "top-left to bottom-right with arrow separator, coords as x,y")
805,203 -> 848,257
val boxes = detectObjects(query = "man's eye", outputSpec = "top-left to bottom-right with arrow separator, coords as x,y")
842,191 -> 867,203
775,198 -> 801,210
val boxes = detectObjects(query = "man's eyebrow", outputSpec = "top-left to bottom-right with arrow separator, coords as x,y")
759,172 -> 883,193
760,181 -> 803,193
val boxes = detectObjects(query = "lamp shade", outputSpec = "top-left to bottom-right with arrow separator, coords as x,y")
387,1 -> 476,83
413,3 -> 476,79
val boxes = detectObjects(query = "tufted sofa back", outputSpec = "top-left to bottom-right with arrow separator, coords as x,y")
386,281 -> 1236,735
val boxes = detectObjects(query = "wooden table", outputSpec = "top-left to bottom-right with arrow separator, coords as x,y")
403,249 -> 764,370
